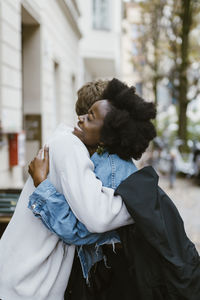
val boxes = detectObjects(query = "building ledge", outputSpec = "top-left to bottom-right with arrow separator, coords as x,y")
57,0 -> 82,39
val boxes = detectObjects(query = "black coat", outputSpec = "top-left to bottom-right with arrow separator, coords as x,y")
115,166 -> 200,300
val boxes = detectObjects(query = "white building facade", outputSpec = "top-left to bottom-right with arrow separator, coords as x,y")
121,2 -> 147,95
78,0 -> 122,80
0,0 -> 122,189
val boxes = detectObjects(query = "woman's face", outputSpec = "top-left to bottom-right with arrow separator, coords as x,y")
73,100 -> 111,149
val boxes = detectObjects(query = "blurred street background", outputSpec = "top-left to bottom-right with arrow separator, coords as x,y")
0,0 -> 199,249
159,174 -> 200,253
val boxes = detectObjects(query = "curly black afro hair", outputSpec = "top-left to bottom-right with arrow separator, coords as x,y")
100,78 -> 156,160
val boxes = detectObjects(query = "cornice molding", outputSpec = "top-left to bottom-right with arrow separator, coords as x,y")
21,0 -> 41,24
57,0 -> 82,39
72,0 -> 81,17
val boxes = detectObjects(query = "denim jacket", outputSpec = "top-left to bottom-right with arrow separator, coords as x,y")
29,152 -> 137,278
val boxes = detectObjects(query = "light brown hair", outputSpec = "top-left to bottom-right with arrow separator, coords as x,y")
76,80 -> 109,115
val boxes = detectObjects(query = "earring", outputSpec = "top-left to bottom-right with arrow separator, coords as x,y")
96,145 -> 105,155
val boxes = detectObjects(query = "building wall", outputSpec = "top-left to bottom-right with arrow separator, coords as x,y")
0,0 -> 82,188
78,0 -> 122,79
0,0 -> 23,188
0,0 -> 122,189
122,2 -> 143,88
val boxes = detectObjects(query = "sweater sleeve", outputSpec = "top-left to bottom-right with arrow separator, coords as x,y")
28,179 -> 119,245
50,133 -> 133,233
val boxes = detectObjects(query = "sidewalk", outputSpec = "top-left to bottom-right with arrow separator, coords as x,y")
159,175 -> 200,253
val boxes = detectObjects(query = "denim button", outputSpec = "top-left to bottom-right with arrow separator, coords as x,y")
32,204 -> 36,209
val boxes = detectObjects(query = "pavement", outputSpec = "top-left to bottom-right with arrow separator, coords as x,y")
159,174 -> 200,253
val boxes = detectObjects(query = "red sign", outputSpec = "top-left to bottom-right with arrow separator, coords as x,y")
8,134 -> 18,167
8,132 -> 26,167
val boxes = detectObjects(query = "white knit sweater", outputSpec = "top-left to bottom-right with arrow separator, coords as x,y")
0,125 -> 132,300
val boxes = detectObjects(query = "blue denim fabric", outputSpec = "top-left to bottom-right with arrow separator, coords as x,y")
29,152 -> 137,278
91,152 -> 137,189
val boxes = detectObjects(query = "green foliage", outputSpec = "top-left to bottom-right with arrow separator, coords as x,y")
187,118 -> 200,141
125,0 -> 200,151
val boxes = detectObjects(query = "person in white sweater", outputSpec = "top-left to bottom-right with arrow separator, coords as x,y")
0,80 -> 133,300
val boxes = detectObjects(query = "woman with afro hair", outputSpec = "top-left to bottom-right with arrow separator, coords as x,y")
27,78 -> 156,299
100,78 -> 156,160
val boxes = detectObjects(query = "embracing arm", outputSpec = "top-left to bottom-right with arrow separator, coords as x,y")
28,145 -> 117,244
52,134 -> 132,233
28,145 -> 121,243
28,179 -> 118,245
29,133 -> 132,234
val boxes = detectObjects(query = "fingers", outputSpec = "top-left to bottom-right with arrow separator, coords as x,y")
37,148 -> 43,159
28,160 -> 33,175
44,145 -> 49,161
36,145 -> 49,160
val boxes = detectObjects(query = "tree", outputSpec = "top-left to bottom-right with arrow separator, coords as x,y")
125,0 -> 200,149
128,0 -> 166,125
164,0 -> 200,150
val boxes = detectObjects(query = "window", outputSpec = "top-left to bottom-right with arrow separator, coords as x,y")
93,0 -> 111,31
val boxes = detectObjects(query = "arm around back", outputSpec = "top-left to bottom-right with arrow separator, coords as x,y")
50,132 -> 133,233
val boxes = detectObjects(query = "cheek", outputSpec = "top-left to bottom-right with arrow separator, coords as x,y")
85,129 -> 101,145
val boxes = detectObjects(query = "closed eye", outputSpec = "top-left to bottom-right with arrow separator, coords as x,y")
88,109 -> 95,119
87,111 -> 94,121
